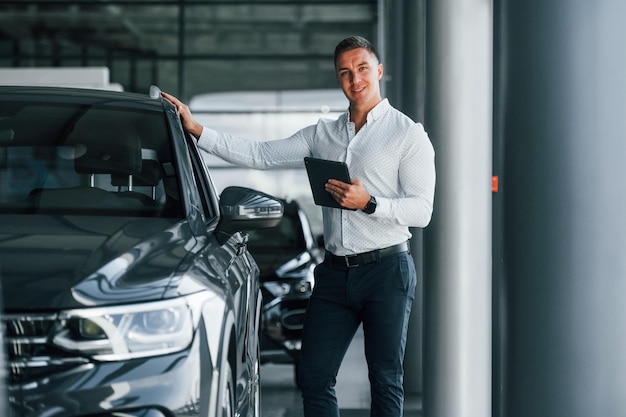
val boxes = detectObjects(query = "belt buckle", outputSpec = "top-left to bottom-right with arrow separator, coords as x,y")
344,254 -> 358,268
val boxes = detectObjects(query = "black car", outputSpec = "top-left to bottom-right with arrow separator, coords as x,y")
245,198 -> 323,384
0,86 -> 284,417
0,283 -> 8,417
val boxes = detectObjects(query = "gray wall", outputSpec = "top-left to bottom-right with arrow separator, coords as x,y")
499,1 -> 626,416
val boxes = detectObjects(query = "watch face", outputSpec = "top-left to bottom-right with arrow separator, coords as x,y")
364,197 -> 377,214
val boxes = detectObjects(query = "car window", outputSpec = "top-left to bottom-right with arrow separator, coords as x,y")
185,137 -> 219,221
0,101 -> 184,218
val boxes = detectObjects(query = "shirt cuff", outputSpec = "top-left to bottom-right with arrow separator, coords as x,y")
197,127 -> 218,151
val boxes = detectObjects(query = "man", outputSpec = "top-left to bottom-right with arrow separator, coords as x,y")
163,35 -> 435,417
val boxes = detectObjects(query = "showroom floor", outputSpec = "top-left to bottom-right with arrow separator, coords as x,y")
260,326 -> 422,417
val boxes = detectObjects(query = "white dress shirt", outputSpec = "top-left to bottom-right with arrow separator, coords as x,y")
198,98 -> 436,256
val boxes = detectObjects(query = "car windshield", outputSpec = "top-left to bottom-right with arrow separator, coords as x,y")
0,100 -> 183,218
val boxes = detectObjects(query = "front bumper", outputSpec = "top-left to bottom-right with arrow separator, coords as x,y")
9,334 -> 212,417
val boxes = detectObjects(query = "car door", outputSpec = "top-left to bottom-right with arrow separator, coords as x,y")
185,136 -> 253,315
163,99 -> 253,317
184,136 -> 259,401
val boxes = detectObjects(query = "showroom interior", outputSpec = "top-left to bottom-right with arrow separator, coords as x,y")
2,1 -> 626,417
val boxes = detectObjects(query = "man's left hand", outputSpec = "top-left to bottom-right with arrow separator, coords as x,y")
325,178 -> 370,210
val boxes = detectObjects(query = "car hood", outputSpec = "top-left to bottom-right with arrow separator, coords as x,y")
0,214 -> 194,311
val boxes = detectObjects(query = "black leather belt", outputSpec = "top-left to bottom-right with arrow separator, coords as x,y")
326,241 -> 409,268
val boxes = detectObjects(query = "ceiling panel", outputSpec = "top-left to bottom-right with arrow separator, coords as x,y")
0,0 -> 377,98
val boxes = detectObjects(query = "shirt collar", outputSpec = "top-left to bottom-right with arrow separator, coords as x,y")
368,98 -> 390,122
345,98 -> 391,123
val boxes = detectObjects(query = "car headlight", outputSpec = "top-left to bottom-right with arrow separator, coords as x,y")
52,295 -> 208,361
263,255 -> 315,297
263,279 -> 312,297
292,280 -> 311,294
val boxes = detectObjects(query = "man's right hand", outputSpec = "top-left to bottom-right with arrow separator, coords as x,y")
161,92 -> 204,139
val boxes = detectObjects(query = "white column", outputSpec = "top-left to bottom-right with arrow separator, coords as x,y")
423,0 -> 493,416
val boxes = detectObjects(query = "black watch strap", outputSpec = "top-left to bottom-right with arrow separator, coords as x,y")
362,196 -> 377,214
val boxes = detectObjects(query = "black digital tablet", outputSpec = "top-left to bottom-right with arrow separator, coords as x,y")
304,157 -> 352,209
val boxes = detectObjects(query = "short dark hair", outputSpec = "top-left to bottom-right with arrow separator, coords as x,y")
334,36 -> 380,68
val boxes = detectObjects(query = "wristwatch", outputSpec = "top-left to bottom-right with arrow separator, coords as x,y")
362,196 -> 377,214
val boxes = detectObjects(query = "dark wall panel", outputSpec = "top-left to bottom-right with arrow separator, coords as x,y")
501,1 -> 626,416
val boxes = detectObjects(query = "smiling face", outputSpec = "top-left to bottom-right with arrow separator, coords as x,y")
335,47 -> 383,111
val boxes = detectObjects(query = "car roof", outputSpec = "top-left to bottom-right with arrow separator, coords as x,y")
0,86 -> 164,111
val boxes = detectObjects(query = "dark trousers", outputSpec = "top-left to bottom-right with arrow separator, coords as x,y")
298,251 -> 417,417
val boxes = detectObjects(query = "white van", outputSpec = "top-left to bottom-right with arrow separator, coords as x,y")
0,67 -> 123,91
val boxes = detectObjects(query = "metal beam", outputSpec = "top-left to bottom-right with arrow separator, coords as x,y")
0,52 -> 332,60
0,0 -> 376,5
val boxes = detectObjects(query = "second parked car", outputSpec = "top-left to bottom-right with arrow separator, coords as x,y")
245,198 -> 324,385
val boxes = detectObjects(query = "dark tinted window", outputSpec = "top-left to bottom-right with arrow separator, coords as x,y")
186,138 -> 219,221
0,101 -> 183,217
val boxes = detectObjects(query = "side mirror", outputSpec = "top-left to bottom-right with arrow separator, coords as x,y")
216,186 -> 283,244
0,129 -> 14,144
